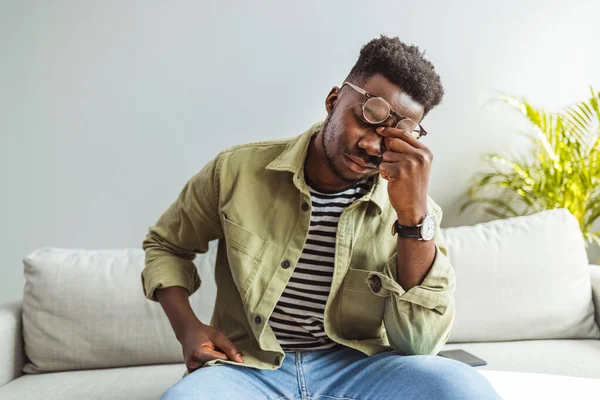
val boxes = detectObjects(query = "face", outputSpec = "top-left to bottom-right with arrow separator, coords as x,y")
321,73 -> 426,185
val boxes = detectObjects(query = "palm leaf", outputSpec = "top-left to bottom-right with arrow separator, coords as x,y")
462,87 -> 600,251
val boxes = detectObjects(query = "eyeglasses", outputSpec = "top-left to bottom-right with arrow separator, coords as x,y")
342,81 -> 427,140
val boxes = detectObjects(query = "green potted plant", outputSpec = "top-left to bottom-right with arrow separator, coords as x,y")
460,87 -> 600,254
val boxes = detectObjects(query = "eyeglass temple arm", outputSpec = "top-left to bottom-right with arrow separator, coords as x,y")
342,81 -> 368,96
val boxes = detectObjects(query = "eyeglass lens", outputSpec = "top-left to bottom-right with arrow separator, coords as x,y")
364,97 -> 422,138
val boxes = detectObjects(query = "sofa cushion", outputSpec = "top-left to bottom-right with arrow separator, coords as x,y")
442,208 -> 600,343
441,339 -> 600,379
2,344 -> 599,399
0,363 -> 185,399
21,242 -> 219,373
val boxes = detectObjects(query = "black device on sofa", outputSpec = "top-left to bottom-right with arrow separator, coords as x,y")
437,349 -> 487,367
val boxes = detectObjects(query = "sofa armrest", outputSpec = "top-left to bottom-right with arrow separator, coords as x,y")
0,301 -> 24,388
591,265 -> 600,329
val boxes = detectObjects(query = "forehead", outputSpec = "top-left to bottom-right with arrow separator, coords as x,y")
359,73 -> 424,121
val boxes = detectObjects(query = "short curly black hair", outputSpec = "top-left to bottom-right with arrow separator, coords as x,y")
346,35 -> 444,117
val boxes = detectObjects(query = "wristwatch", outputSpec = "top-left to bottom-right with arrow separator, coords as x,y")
391,214 -> 436,241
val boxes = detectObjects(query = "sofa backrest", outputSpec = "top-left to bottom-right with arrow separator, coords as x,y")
20,208 -> 600,373
442,208 -> 600,343
0,301 -> 24,386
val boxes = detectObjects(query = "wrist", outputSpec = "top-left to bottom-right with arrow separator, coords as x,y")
175,318 -> 205,343
395,210 -> 427,225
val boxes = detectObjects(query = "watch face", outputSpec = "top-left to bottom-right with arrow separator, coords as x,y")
420,214 -> 436,241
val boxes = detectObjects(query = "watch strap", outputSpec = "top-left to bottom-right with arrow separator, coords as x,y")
391,220 -> 423,238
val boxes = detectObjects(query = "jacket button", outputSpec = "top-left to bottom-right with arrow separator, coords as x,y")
274,356 -> 280,365
281,260 -> 290,269
254,315 -> 262,324
371,276 -> 382,293
301,202 -> 309,212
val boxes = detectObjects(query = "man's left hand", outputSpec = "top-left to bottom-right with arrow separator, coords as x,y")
375,126 -> 432,224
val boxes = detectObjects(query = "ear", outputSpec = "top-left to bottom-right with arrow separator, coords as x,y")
325,86 -> 341,115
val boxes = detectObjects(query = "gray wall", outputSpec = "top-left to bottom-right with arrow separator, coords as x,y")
2,0 -> 600,304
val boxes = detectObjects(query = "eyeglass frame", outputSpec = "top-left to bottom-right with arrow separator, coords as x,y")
341,81 -> 428,140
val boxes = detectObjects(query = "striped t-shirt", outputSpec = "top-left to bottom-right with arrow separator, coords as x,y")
267,174 -> 374,351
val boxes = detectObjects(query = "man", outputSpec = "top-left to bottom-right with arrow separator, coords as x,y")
142,35 -> 502,399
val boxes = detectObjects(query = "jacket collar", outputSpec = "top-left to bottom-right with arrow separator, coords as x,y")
266,121 -> 388,215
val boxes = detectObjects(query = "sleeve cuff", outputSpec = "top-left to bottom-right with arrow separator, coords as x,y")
141,258 -> 201,302
365,243 -> 454,316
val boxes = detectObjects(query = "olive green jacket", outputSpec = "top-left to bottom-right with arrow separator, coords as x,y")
141,121 -> 456,378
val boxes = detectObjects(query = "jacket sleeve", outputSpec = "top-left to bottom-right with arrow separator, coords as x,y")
365,200 -> 456,355
141,152 -> 224,302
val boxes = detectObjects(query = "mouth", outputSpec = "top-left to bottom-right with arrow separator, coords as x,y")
345,153 -> 377,173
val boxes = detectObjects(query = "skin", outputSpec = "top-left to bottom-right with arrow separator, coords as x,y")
156,286 -> 244,373
304,72 -> 437,290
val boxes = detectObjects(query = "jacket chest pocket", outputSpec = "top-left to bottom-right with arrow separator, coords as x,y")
340,267 -> 387,340
221,212 -> 270,300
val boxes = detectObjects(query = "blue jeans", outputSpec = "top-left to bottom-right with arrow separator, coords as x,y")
161,346 -> 502,399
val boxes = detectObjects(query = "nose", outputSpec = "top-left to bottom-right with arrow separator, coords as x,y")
358,129 -> 385,157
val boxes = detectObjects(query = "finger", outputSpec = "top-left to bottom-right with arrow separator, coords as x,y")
376,126 -> 425,149
383,136 -> 434,166
186,346 -> 228,374
213,332 -> 244,363
186,358 -> 202,374
382,150 -> 404,163
384,135 -> 418,154
378,161 -> 402,181
382,149 -> 432,170
191,346 -> 229,364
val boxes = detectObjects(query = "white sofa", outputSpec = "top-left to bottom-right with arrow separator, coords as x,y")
1,208 -> 600,399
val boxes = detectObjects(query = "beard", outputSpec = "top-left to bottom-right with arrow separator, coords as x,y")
321,114 -> 378,186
